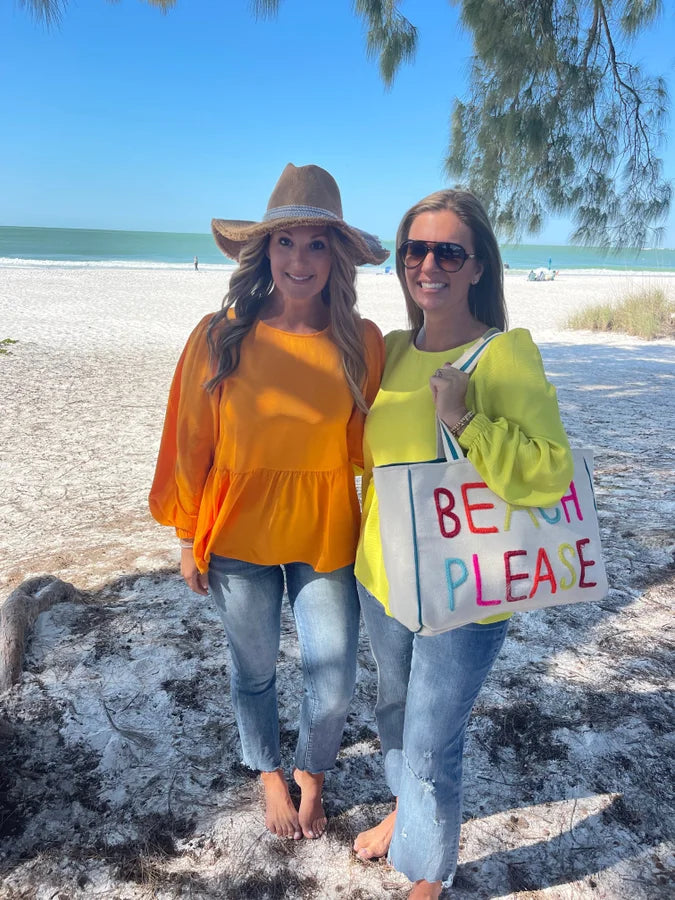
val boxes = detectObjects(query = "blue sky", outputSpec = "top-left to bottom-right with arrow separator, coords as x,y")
2,0 -> 674,245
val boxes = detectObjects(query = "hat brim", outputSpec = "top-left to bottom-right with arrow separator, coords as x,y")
211,216 -> 389,266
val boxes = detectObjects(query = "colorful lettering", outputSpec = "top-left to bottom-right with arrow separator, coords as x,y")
434,488 -> 461,538
560,481 -> 583,524
504,503 -> 541,532
576,538 -> 597,588
505,549 -> 529,602
444,558 -> 468,611
529,547 -> 557,598
462,482 -> 498,534
539,505 -> 562,525
473,553 -> 501,606
558,543 -> 577,589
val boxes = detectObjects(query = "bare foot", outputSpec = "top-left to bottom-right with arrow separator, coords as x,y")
293,768 -> 327,839
409,880 -> 442,899
260,769 -> 301,840
353,804 -> 397,860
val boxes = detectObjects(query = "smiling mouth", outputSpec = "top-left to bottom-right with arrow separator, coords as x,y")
287,273 -> 313,282
418,281 -> 446,289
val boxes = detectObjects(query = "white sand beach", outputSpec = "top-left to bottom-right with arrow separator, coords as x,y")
1,264 -> 674,898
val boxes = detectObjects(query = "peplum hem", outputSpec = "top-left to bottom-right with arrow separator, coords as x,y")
193,465 -> 361,574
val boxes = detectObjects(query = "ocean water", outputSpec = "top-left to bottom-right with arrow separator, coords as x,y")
1,225 -> 675,271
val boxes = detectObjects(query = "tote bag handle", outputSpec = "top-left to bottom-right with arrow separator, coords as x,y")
436,328 -> 501,461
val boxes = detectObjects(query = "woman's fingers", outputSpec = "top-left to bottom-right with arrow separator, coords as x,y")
185,571 -> 209,596
180,548 -> 209,595
429,365 -> 469,425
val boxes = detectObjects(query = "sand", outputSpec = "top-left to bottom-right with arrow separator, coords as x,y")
0,264 -> 674,899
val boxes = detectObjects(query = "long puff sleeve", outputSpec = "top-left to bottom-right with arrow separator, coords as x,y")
149,315 -> 220,539
459,328 -> 573,507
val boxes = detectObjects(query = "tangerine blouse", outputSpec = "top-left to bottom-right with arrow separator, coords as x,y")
149,314 -> 385,573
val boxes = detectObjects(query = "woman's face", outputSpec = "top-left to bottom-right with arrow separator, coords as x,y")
403,210 -> 483,318
267,225 -> 332,304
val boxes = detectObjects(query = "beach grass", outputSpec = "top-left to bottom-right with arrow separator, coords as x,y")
566,286 -> 675,339
0,338 -> 18,355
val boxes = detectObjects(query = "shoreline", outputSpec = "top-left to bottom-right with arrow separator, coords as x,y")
3,255 -> 675,276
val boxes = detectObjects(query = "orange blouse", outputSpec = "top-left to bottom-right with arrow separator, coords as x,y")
149,314 -> 385,573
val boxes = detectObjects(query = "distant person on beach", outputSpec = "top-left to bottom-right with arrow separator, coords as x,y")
529,267 -> 557,281
352,189 -> 572,899
150,164 -> 387,842
194,255 -> 198,270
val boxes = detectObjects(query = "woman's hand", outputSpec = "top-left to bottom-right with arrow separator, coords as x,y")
429,364 -> 470,428
181,547 -> 209,595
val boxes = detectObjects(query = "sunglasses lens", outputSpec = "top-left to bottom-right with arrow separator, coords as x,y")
435,243 -> 466,272
400,241 -> 428,267
399,241 -> 470,271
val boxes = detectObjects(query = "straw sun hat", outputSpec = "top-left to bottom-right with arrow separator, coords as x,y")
211,163 -> 389,266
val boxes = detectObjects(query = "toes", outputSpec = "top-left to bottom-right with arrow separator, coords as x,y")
266,818 -> 302,840
308,816 -> 326,839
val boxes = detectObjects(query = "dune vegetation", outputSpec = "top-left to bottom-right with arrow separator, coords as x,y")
566,287 -> 675,339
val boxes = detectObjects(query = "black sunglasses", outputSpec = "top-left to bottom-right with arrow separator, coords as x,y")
398,240 -> 478,273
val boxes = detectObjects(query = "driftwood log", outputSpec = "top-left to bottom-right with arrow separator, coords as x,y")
0,576 -> 77,692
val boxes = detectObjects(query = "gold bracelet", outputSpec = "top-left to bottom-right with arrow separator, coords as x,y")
448,410 -> 475,436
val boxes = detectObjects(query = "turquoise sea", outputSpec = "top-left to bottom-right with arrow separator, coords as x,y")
1,225 -> 675,271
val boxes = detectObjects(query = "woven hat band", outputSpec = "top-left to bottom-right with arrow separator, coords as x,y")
263,205 -> 341,223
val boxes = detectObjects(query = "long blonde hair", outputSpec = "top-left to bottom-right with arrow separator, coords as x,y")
205,227 -> 369,411
396,189 -> 507,337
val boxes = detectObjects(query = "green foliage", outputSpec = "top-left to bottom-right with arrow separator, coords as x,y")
251,0 -> 280,19
353,0 -> 417,86
566,286 -> 674,338
20,0 -> 175,27
446,0 -> 670,249
258,0 -> 418,84
0,338 -> 18,356
19,0 -> 65,26
314,0 -> 669,250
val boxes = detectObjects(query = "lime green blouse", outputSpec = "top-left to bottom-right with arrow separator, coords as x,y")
355,328 -> 574,620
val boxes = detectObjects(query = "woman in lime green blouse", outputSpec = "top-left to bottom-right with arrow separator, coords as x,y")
352,189 -> 572,900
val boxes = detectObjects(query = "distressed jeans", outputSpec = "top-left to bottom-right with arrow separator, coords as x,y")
209,555 -> 360,774
358,581 -> 509,884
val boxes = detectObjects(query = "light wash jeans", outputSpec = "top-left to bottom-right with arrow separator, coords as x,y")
209,555 -> 360,774
358,581 -> 509,885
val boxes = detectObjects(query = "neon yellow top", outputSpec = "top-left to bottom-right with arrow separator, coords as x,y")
354,328 -> 573,620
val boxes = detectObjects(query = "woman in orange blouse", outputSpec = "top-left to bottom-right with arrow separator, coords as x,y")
150,164 -> 386,841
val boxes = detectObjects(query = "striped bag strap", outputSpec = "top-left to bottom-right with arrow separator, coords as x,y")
437,328 -> 502,461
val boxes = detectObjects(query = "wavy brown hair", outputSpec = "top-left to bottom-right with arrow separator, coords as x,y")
205,227 -> 370,411
396,189 -> 508,337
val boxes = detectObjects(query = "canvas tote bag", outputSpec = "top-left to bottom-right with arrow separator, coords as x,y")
373,331 -> 608,635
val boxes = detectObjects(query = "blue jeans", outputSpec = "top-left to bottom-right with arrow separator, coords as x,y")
358,581 -> 509,884
209,555 -> 360,774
